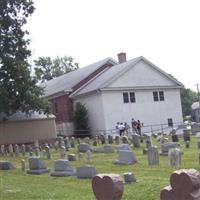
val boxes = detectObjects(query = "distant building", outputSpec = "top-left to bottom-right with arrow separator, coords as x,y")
43,53 -> 183,135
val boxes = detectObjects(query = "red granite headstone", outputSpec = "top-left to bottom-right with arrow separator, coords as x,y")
92,174 -> 124,200
161,169 -> 200,200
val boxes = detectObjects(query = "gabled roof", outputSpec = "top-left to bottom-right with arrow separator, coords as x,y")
42,57 -> 117,97
71,56 -> 183,98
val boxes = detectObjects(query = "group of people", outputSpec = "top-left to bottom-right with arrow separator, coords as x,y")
115,118 -> 142,136
131,118 -> 142,136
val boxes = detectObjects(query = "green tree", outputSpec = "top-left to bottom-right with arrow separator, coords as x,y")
181,87 -> 198,117
34,56 -> 79,82
73,102 -> 90,137
0,0 -> 50,114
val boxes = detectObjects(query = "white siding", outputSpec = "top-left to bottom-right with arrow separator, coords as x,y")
109,60 -> 175,88
73,92 -> 105,132
101,89 -> 183,130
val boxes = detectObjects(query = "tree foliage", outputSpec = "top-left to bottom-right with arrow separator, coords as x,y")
73,102 -> 90,137
0,0 -> 50,114
181,87 -> 198,117
34,56 -> 79,82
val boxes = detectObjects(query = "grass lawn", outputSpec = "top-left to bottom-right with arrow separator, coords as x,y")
1,136 -> 200,200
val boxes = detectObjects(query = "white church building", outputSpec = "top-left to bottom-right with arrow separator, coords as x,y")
44,53 -> 183,135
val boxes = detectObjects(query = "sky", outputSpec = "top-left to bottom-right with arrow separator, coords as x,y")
27,0 -> 200,91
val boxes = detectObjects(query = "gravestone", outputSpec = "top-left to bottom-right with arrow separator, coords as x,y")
104,145 -> 114,153
76,165 -> 97,179
160,142 -> 179,156
68,154 -> 76,161
93,140 -> 98,146
185,141 -> 190,148
8,144 -> 14,156
45,145 -> 51,159
78,143 -> 91,153
84,137 -> 90,145
108,135 -> 114,144
99,134 -> 106,144
21,159 -> 25,171
115,136 -> 120,145
64,137 -> 71,150
171,129 -> 179,142
1,145 -> 5,156
86,150 -> 92,163
14,144 -> 20,157
54,141 -> 59,150
21,144 -> 26,156
115,150 -> 137,165
147,146 -> 159,165
183,129 -> 191,141
77,138 -> 81,145
168,148 -> 181,167
70,137 -> 76,148
132,134 -> 140,148
34,147 -> 40,157
27,157 -> 50,174
51,159 -> 75,177
122,136 -> 129,144
0,161 -> 15,170
145,136 -> 153,149
160,169 -> 200,200
60,146 -> 66,159
116,144 -> 132,152
124,172 -> 136,184
92,174 -> 124,200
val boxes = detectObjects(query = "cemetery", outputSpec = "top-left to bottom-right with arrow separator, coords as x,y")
1,131 -> 200,199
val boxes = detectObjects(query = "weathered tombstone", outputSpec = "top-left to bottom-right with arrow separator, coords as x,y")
34,147 -> 40,157
160,142 -> 179,156
93,140 -> 98,146
160,169 -> 200,200
115,136 -> 120,145
171,129 -> 179,142
108,135 -> 114,144
86,150 -> 92,163
27,157 -> 50,174
0,145 -> 5,156
8,144 -> 14,156
14,144 -> 20,157
92,174 -> 124,200
50,159 -> 75,177
168,148 -> 181,167
143,148 -> 148,155
185,141 -> 190,148
45,145 -> 51,159
70,137 -> 76,148
0,161 -> 15,170
21,159 -> 25,172
77,138 -> 81,145
54,141 -> 59,150
60,146 -> 66,159
84,137 -> 90,145
104,145 -> 114,153
132,134 -> 140,148
99,134 -> 106,144
122,136 -> 129,144
64,137 -> 71,150
68,154 -> 76,161
21,144 -> 26,156
78,143 -> 91,153
76,165 -> 97,179
147,146 -> 159,165
145,136 -> 153,149
183,129 -> 191,141
123,172 -> 136,184
115,150 -> 137,165
116,144 -> 132,152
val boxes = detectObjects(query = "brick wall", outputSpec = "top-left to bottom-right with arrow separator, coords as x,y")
50,94 -> 73,123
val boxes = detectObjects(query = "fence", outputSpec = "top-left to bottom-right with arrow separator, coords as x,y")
56,121 -> 185,137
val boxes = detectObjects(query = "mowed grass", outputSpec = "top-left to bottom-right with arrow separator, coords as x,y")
1,136 -> 200,200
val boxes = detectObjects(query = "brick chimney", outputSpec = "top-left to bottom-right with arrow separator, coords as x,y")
117,52 -> 127,64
